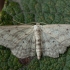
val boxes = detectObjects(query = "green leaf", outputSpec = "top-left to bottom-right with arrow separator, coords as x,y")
1,0 -> 70,70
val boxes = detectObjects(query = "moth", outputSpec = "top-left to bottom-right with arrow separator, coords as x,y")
0,23 -> 70,60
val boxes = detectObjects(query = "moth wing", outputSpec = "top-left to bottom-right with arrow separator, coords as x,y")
0,25 -> 36,58
41,24 -> 70,58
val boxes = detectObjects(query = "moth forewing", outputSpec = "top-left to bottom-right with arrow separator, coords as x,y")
0,25 -> 40,60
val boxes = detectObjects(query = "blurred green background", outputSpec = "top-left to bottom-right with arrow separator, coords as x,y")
0,0 -> 70,70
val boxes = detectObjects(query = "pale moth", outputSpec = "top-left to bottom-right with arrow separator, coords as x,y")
0,23 -> 70,60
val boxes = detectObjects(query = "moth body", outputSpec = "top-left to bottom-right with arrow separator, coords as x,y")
34,25 -> 42,60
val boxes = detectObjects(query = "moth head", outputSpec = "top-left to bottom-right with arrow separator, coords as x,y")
34,25 -> 41,31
